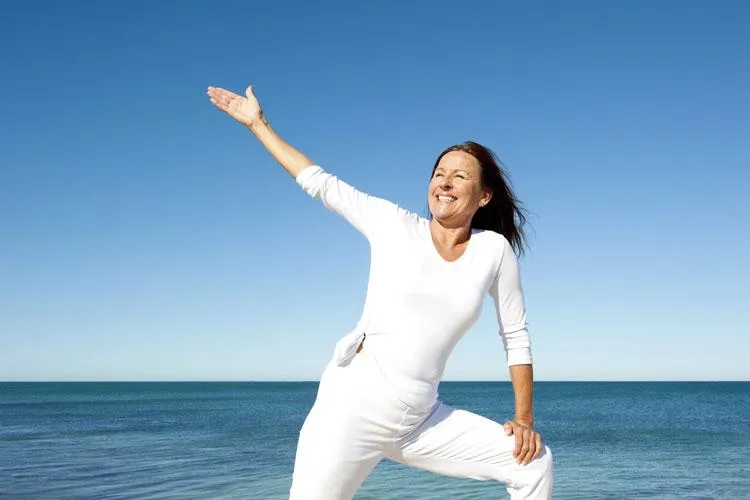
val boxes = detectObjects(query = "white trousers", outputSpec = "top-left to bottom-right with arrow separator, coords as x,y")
289,347 -> 553,499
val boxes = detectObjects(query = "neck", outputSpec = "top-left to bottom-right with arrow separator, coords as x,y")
429,218 -> 472,247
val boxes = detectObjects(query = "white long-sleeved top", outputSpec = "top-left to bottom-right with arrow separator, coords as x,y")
297,165 -> 532,409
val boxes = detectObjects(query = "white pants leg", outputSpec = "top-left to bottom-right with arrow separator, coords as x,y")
289,399 -> 383,500
289,349 -> 553,500
289,350 -> 410,500
391,403 -> 553,500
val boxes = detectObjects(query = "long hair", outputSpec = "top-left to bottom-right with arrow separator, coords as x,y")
431,141 -> 529,256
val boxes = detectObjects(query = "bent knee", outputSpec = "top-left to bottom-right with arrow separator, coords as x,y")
539,445 -> 553,476
507,445 -> 553,497
531,445 -> 553,480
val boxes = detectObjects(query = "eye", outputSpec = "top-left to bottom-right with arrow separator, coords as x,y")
434,172 -> 444,178
456,174 -> 467,179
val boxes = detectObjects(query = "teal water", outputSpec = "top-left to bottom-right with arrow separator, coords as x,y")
1,382 -> 748,499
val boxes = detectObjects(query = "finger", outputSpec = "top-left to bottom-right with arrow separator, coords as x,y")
503,422 -> 513,435
532,433 -> 543,461
222,89 -> 241,102
518,432 -> 532,464
209,98 -> 230,113
521,430 -> 538,465
207,86 -> 231,96
514,429 -> 529,464
209,87 -> 238,104
218,95 -> 235,109
210,89 -> 233,104
521,441 -> 535,465
207,86 -> 226,99
217,96 -> 238,113
245,85 -> 255,99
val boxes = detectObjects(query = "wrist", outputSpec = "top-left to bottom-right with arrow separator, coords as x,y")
247,113 -> 268,134
514,416 -> 534,428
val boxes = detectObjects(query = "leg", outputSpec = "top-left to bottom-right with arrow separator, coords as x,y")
289,357 -> 396,500
391,403 -> 553,499
289,402 -> 383,500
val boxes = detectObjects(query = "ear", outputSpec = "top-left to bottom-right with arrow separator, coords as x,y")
479,190 -> 492,207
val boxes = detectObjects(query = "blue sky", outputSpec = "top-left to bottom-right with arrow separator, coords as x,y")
1,1 -> 748,381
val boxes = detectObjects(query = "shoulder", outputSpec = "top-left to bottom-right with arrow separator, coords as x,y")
473,230 -> 517,280
473,229 -> 512,256
373,206 -> 423,241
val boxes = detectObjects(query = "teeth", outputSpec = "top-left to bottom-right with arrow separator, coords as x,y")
437,195 -> 456,202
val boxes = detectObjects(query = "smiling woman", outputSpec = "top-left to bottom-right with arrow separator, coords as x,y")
207,84 -> 552,500
429,142 -> 528,257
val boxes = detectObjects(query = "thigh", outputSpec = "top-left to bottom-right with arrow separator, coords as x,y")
391,403 -> 553,500
289,401 -> 384,500
289,357 -> 399,500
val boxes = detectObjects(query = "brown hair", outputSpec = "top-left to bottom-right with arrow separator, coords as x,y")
431,141 -> 529,256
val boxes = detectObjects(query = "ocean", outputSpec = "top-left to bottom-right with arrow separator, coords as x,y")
1,382 -> 748,499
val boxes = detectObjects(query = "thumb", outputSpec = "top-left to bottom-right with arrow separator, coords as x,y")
503,421 -> 514,435
245,85 -> 256,99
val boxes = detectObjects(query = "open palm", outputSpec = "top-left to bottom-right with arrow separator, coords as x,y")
207,85 -> 263,127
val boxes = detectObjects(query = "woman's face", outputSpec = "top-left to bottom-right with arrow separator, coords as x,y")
428,151 -> 491,228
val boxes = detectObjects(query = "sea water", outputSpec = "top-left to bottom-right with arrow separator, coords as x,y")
1,382 -> 748,499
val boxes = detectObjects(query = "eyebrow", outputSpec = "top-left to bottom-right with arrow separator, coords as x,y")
435,167 -> 471,175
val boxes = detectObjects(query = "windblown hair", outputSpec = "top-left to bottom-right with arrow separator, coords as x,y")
431,141 -> 529,256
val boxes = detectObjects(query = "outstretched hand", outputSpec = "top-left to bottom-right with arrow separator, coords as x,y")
503,419 -> 543,465
207,85 -> 263,128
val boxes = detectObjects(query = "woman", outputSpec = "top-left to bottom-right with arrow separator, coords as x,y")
207,85 -> 553,499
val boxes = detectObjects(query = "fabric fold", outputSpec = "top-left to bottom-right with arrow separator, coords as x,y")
334,330 -> 366,367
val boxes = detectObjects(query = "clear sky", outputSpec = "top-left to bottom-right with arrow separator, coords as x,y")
1,1 -> 748,382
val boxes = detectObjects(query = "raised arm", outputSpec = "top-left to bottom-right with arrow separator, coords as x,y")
207,85 -> 313,177
207,84 -> 405,240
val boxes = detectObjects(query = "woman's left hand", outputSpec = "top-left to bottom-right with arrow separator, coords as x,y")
503,419 -> 543,465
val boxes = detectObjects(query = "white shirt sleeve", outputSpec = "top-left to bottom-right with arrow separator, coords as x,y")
295,165 -> 404,241
489,237 -> 533,366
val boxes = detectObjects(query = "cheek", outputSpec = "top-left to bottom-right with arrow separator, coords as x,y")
459,184 -> 482,204
427,179 -> 442,199
473,183 -> 487,203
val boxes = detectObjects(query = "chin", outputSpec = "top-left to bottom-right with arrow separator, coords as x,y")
432,213 -> 456,225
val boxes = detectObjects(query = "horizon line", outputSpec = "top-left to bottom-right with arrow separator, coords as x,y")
2,379 -> 748,383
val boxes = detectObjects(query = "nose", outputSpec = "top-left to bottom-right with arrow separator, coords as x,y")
438,176 -> 452,190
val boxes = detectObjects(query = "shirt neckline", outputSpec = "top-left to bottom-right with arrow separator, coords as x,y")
422,219 -> 479,265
